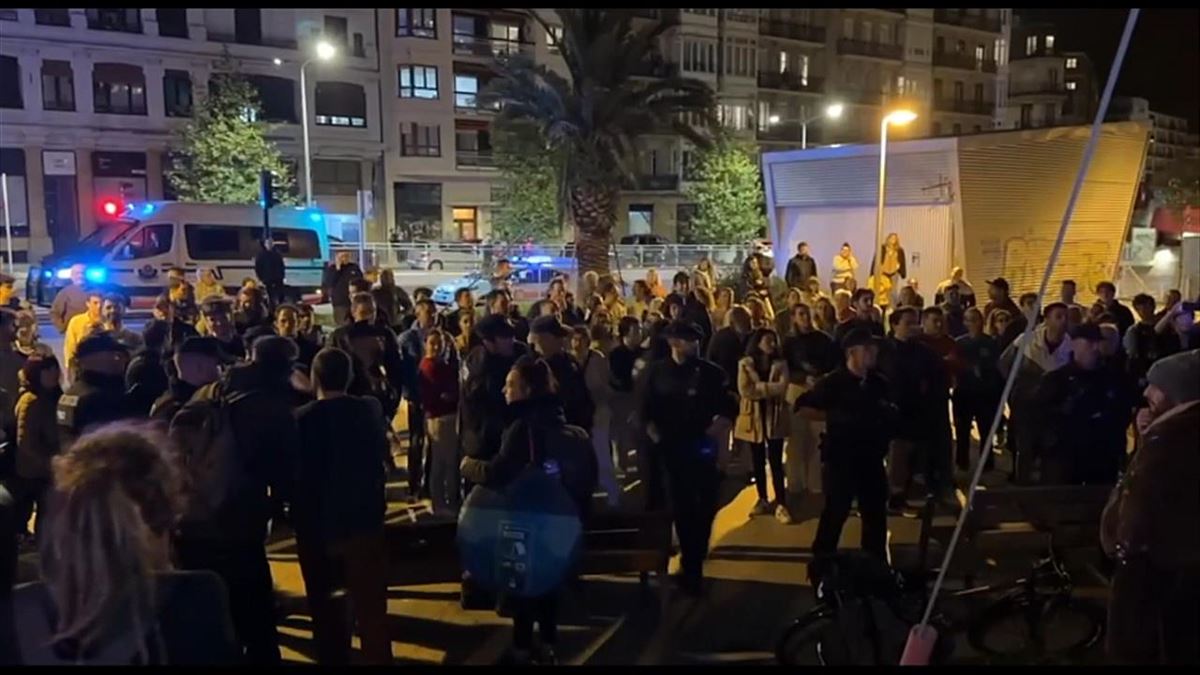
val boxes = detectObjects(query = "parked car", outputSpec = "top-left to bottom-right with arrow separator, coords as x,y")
430,256 -> 576,306
406,241 -> 485,271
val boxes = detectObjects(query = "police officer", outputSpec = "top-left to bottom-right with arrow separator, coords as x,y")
636,320 -> 737,596
528,315 -> 594,432
1033,322 -> 1138,485
794,328 -> 897,566
57,333 -> 134,447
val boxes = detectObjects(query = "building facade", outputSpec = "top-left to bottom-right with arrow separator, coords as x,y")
1002,19 -> 1099,131
1107,96 -> 1200,182
0,8 -> 386,261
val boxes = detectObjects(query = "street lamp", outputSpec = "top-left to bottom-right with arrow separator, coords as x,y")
873,109 -> 918,299
800,102 -> 844,150
279,40 -> 337,206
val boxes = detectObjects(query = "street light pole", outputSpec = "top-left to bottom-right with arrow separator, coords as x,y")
300,59 -> 313,206
873,110 -> 917,299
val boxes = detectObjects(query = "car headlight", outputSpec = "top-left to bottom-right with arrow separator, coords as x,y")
55,268 -> 72,280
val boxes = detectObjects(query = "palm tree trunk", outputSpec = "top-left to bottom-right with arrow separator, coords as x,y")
569,184 -> 617,295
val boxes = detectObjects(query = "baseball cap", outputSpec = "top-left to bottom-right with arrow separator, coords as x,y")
986,278 -> 1010,292
529,315 -> 569,338
75,332 -> 130,360
1146,349 -> 1200,406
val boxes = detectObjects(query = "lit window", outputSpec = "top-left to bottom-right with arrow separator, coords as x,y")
399,65 -> 438,99
779,51 -> 788,74
1045,35 -> 1055,50
1025,35 -> 1037,55
1065,81 -> 1077,91
1065,57 -> 1077,69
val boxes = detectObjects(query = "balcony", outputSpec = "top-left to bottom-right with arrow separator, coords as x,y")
837,39 -> 903,60
759,20 -> 826,44
456,150 -> 496,169
624,174 -> 680,191
933,50 -> 998,73
1009,83 -> 1067,97
452,36 -> 534,59
933,98 -> 994,115
757,71 -> 824,94
933,9 -> 1003,33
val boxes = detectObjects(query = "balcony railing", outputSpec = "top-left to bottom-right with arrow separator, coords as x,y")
1009,83 -> 1067,97
624,174 -> 680,191
758,19 -> 826,43
452,36 -> 534,58
933,9 -> 1003,33
932,50 -> 998,73
933,98 -> 994,115
757,71 -> 824,94
455,150 -> 496,169
837,38 -> 903,60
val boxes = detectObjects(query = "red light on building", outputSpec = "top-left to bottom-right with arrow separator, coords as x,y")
101,200 -> 120,216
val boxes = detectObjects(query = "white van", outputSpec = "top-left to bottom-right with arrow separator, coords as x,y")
27,201 -> 332,306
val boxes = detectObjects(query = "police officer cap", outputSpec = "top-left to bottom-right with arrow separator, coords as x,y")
75,332 -> 130,360
842,328 -> 882,351
476,313 -> 516,341
529,315 -> 569,338
175,336 -> 231,362
662,320 -> 703,342
986,277 -> 1010,292
1068,323 -> 1103,341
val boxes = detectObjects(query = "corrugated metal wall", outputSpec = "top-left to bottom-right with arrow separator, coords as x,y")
956,122 -> 1149,301
771,150 -> 958,207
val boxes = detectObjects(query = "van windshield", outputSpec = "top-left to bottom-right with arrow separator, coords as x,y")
77,220 -> 137,250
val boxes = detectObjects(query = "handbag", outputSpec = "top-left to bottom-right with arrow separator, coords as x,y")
457,428 -> 584,599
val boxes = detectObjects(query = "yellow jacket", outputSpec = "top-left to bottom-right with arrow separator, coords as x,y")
63,313 -> 101,372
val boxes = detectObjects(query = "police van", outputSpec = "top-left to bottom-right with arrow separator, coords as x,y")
27,201 -> 332,306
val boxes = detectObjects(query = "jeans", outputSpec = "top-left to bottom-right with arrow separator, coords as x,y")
425,414 -> 460,516
750,438 -> 786,506
296,530 -> 391,665
813,458 -> 889,561
176,538 -> 280,665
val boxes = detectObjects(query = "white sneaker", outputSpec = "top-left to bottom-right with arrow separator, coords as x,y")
774,504 -> 793,525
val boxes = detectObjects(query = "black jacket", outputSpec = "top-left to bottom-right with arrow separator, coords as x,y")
794,367 -> 898,462
782,330 -> 839,381
460,342 -> 530,460
706,327 -> 749,391
876,337 -> 948,442
58,371 -> 135,442
125,349 -> 170,417
372,285 -> 412,330
834,317 -> 885,347
293,395 -> 388,542
542,351 -> 594,431
321,262 -> 363,308
254,248 -> 286,286
150,378 -> 199,424
637,355 -> 737,452
1033,362 -> 1137,484
785,254 -> 819,289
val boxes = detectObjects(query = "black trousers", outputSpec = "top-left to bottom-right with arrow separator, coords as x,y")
295,530 -> 391,665
921,412 -> 954,495
512,592 -> 559,650
749,438 -> 786,506
264,281 -> 287,309
5,475 -> 48,539
953,392 -> 998,470
176,538 -> 280,665
813,458 -> 889,561
663,449 -> 719,581
406,398 -> 428,495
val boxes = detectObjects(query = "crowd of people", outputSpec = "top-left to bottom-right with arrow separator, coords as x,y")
0,231 -> 1197,665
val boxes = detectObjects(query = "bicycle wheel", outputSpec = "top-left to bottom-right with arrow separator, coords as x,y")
967,595 -> 1104,662
775,608 -> 845,666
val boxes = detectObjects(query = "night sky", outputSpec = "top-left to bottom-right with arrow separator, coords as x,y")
1019,8 -> 1199,127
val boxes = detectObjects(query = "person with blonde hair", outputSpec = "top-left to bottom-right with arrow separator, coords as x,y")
194,267 -> 226,304
645,268 -> 667,299
11,424 -> 238,664
693,269 -> 714,293
712,287 -> 735,329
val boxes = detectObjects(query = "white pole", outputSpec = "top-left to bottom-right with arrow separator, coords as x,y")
300,62 -> 313,207
1,173 -> 12,275
873,118 -> 889,297
801,121 -> 808,150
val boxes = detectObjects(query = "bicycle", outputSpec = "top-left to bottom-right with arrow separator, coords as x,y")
776,536 -> 1104,665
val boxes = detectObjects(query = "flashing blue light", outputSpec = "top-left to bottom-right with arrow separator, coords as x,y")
140,203 -> 156,216
55,268 -> 72,280
84,267 -> 107,284
42,269 -> 52,279
524,255 -> 552,264
258,199 -> 267,208
308,211 -> 323,224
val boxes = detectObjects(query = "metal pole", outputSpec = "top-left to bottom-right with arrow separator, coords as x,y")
801,121 -> 808,150
300,61 -> 313,207
873,118 -> 889,298
0,173 -> 12,275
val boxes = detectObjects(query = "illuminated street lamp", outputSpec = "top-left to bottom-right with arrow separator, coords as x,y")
873,109 -> 918,297
801,102 -> 844,150
277,40 -> 337,206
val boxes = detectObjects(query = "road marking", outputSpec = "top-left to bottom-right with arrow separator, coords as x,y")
567,614 -> 627,666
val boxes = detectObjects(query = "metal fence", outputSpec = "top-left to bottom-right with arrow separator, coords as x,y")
330,241 -> 765,273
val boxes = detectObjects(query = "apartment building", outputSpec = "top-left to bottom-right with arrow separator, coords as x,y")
1003,19 -> 1098,130
0,8 -> 385,261
1107,96 -> 1200,182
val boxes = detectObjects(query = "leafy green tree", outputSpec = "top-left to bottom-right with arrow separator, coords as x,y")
483,9 -> 717,285
167,61 -> 295,205
683,138 -> 766,244
1154,158 -> 1200,207
490,120 -> 564,243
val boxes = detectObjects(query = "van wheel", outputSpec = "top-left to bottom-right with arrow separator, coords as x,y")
428,260 -> 444,271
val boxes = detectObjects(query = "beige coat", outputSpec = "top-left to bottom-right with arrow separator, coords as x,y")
734,356 -> 790,443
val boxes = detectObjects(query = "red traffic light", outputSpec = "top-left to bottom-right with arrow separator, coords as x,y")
101,200 -> 120,216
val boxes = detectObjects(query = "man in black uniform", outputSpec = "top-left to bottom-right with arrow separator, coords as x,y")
254,238 -> 287,309
57,333 -> 134,447
150,336 -> 226,423
1034,323 -> 1138,485
794,328 -> 897,564
637,320 -> 737,596
461,314 -> 529,463
528,315 -> 594,432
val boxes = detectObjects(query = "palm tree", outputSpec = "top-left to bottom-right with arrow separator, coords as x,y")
483,9 -> 718,284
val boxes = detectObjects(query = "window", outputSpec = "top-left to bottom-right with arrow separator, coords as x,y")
86,8 -> 141,33
953,81 -> 964,101
185,224 -> 319,261
718,103 -> 749,130
0,149 -> 29,238
798,54 -> 809,85
1065,81 -> 1077,91
397,8 -> 436,38
683,39 -> 717,74
975,45 -> 985,62
156,8 -> 188,37
974,82 -> 984,103
1020,104 -> 1032,128
163,70 -> 192,117
779,51 -> 788,74
394,182 -> 442,238
311,159 -> 361,196
932,78 -> 943,101
490,20 -> 521,43
1044,103 -> 1056,126
1025,35 -> 1037,56
880,24 -> 891,45
454,73 -> 479,108
314,81 -> 366,127
1045,35 -> 1054,50
234,8 -> 261,45
41,61 -> 74,111
353,33 -> 365,58
546,24 -> 562,50
35,9 -> 71,26
627,205 -> 653,236
400,122 -> 441,156
93,63 -> 147,115
452,207 -> 477,240
323,15 -> 349,49
0,56 -> 20,109
399,65 -> 438,99
244,75 -> 296,123
1065,57 -> 1077,69
114,224 -> 174,261
973,125 -> 982,133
